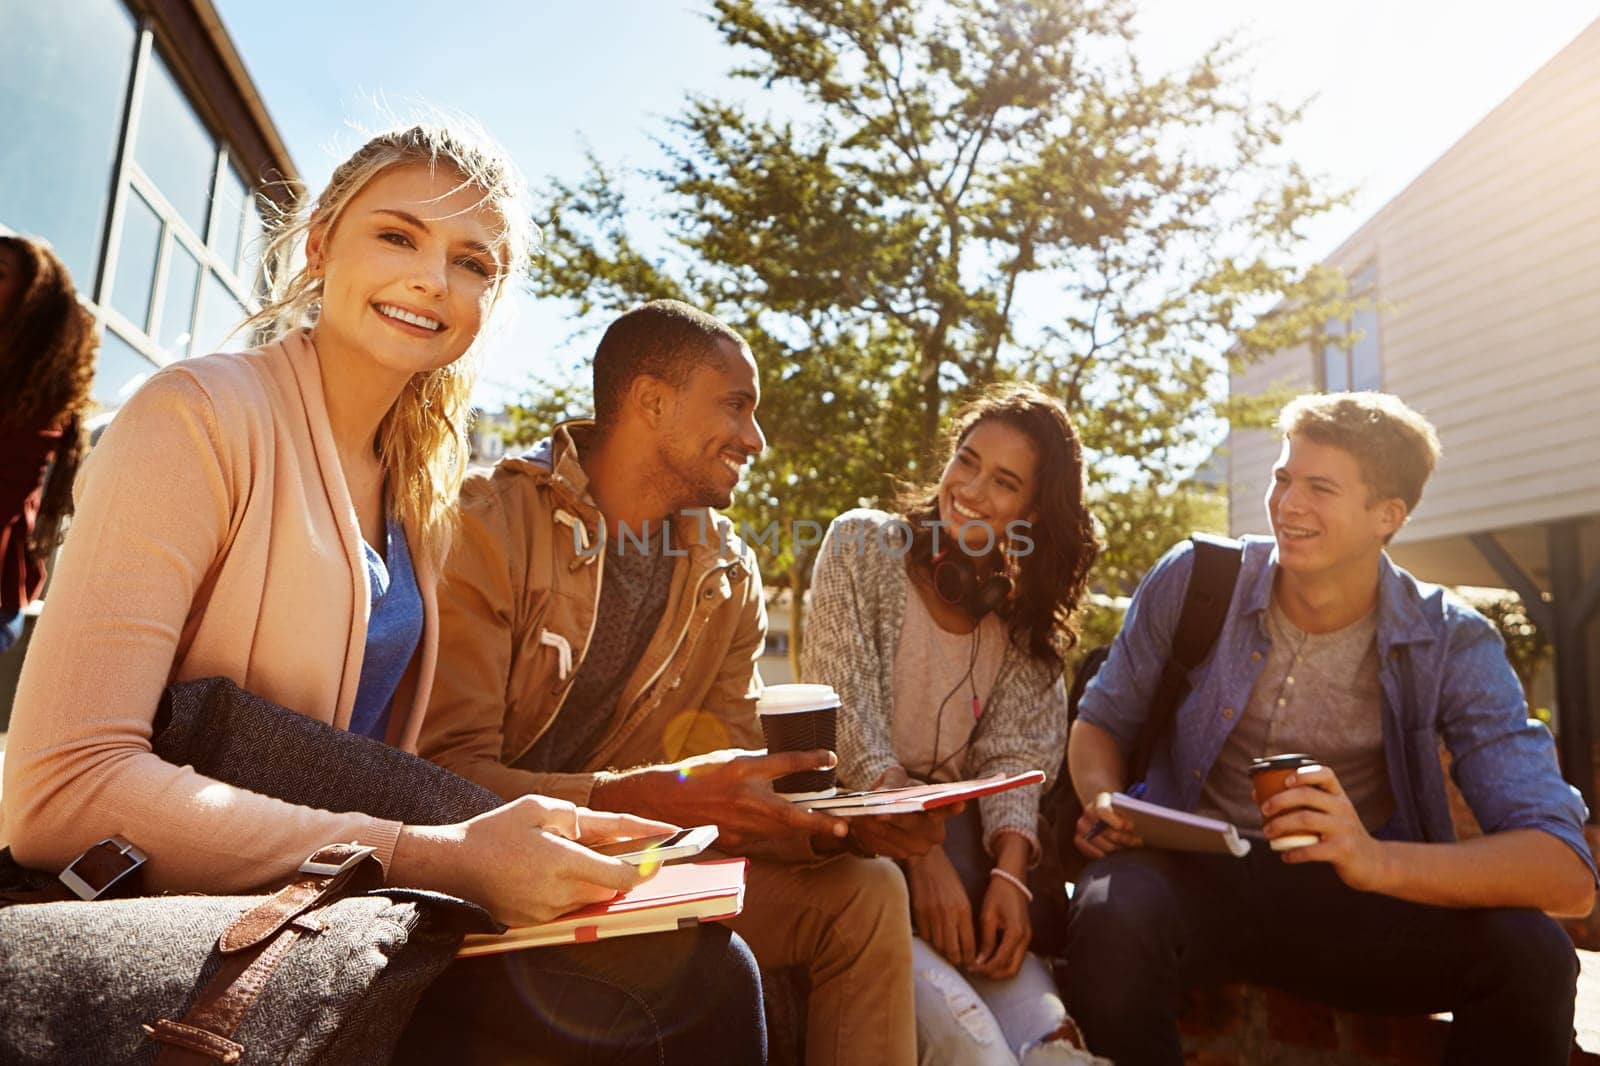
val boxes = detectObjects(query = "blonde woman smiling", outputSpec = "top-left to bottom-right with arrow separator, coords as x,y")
0,124 -> 763,1063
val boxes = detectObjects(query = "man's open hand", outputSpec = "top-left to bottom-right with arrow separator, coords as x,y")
590,748 -> 851,849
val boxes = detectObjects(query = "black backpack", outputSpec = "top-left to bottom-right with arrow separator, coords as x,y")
1047,534 -> 1244,871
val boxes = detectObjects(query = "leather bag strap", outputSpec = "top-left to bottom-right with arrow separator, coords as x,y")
144,842 -> 383,1064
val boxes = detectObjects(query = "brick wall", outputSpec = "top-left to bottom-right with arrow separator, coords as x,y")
1179,980 -> 1599,1066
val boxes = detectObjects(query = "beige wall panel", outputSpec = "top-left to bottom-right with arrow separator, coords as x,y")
1227,19 -> 1600,545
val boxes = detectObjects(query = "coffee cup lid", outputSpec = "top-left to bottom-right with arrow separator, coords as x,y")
757,683 -> 840,714
1248,753 -> 1317,774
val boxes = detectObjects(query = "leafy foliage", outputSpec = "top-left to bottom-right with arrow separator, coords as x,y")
517,0 -> 1353,667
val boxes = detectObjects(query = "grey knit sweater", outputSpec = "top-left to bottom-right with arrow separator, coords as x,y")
801,509 -> 1069,858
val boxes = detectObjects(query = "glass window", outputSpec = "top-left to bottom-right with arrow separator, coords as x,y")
133,49 -> 217,238
1317,263 -> 1380,393
1321,318 -> 1349,392
238,197 -> 267,285
157,240 -> 201,357
0,0 -> 137,289
93,328 -> 159,408
1349,305 -> 1381,391
210,164 -> 248,271
194,270 -> 248,355
108,190 -> 163,331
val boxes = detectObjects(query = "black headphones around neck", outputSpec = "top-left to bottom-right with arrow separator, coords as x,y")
931,550 -> 1013,618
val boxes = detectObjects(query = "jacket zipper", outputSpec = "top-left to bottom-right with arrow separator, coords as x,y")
511,532 -> 606,763
628,563 -> 732,710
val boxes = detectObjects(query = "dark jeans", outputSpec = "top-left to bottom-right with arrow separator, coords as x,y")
397,923 -> 768,1065
1066,847 -> 1579,1066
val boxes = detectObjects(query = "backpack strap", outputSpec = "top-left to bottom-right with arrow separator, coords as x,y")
1171,534 -> 1244,672
1127,534 -> 1243,782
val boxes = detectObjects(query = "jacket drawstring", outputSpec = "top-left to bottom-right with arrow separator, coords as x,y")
554,509 -> 601,571
538,629 -> 574,680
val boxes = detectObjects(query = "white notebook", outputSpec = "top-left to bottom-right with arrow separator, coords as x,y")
1109,793 -> 1253,857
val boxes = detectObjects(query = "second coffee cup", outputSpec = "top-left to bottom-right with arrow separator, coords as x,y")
1248,753 -> 1322,851
757,683 -> 840,799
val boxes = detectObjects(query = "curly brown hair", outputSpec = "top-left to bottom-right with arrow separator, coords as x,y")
1,234 -> 97,561
896,382 -> 1101,671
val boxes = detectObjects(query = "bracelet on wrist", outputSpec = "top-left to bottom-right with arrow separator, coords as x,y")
988,866 -> 1033,902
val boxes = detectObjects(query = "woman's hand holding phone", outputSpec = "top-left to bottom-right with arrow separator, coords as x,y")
586,825 -> 719,865
392,795 -> 677,927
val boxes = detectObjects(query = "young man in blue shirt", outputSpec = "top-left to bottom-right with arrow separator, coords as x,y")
1066,392 -> 1596,1065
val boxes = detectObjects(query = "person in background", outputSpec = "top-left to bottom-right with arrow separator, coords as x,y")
804,383 -> 1102,1065
0,125 -> 764,1064
0,234 -> 96,654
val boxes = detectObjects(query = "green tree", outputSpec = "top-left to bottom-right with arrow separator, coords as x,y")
525,0 -> 1351,669
1454,588 -> 1554,708
497,374 -> 591,451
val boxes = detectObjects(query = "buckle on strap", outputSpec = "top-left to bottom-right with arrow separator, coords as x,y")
58,835 -> 147,902
218,843 -> 379,955
298,843 -> 377,880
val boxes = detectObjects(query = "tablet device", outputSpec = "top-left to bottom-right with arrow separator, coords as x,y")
587,825 -> 719,865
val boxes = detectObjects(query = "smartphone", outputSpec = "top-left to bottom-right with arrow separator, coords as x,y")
586,825 -> 719,866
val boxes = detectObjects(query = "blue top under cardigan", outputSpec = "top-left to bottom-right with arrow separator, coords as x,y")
348,516 -> 423,742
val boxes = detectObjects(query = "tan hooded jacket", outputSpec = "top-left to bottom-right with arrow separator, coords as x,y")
419,421 -> 766,804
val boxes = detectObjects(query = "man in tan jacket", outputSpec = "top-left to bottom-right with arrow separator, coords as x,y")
422,299 -> 938,1064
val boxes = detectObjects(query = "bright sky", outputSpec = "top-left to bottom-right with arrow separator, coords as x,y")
212,0 -> 1600,408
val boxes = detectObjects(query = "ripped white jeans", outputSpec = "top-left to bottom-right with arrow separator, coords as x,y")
911,937 -> 1065,1065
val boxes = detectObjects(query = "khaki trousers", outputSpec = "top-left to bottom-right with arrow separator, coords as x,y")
726,854 -> 915,1066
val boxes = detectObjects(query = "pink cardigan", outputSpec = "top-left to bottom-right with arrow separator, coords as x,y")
0,331 -> 439,892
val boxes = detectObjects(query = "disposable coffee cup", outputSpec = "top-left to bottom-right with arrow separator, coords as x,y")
757,684 -> 840,799
1248,753 -> 1322,851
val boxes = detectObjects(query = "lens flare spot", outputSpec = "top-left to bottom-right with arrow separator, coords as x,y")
663,708 -> 732,760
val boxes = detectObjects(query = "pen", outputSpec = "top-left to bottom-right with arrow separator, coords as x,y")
1084,781 -> 1146,842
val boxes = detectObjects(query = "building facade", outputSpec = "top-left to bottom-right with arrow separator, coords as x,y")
1227,18 -> 1600,811
0,0 -> 296,723
1,0 -> 296,409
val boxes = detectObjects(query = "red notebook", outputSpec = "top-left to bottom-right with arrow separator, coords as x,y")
457,857 -> 748,957
793,770 -> 1046,815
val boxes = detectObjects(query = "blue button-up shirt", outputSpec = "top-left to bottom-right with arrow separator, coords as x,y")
1078,535 -> 1596,881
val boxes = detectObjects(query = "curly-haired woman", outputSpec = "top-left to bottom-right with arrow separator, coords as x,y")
803,383 -> 1102,1064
